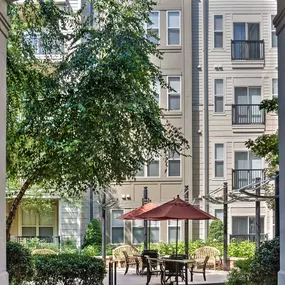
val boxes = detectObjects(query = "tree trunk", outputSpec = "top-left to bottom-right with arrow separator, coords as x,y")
6,175 -> 36,241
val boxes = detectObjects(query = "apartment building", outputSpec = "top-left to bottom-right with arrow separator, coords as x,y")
192,0 -> 278,241
7,0 -> 278,248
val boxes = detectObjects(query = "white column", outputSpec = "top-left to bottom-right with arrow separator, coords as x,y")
0,0 -> 9,283
276,3 -> 285,284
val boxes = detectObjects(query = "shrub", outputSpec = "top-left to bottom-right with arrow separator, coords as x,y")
228,241 -> 255,258
33,254 -> 106,285
7,242 -> 35,285
248,237 -> 279,285
226,238 -> 280,285
208,219 -> 224,242
226,259 -> 252,285
82,218 -> 102,248
81,244 -> 101,256
61,237 -> 78,254
25,237 -> 60,253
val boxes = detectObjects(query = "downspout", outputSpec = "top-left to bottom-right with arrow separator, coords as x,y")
203,0 -> 209,240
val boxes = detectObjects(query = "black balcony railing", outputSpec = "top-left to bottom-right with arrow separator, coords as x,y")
231,40 -> 265,60
232,169 -> 265,189
11,236 -> 61,248
232,104 -> 265,125
230,233 -> 268,242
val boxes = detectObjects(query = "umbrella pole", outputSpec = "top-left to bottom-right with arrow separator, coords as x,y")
175,219 -> 176,285
148,220 -> 151,249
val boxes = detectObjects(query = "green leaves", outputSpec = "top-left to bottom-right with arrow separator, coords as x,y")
7,0 -> 190,201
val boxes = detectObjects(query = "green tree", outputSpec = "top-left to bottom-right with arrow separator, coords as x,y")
245,98 -> 278,170
6,0 -> 190,240
208,219 -> 223,242
82,219 -> 102,249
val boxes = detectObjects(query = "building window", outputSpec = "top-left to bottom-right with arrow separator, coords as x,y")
147,157 -> 160,177
22,208 -> 55,236
168,220 -> 181,243
147,12 -> 160,44
214,144 -> 224,178
27,34 -> 64,55
111,210 -> 124,244
167,11 -> 181,45
168,76 -> 181,111
132,219 -> 144,244
214,15 -> 223,48
272,78 -> 278,98
153,78 -> 160,105
149,221 -> 160,243
215,209 -> 223,221
168,150 -> 181,177
233,151 -> 263,189
271,15 -> 277,48
232,216 -> 264,236
135,156 -> 160,177
214,79 -> 224,113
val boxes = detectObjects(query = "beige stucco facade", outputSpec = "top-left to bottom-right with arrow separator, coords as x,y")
0,0 -> 9,283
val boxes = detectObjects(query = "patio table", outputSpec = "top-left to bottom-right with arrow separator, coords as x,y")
147,257 -> 195,285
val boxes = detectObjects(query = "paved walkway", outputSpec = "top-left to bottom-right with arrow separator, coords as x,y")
104,268 -> 228,285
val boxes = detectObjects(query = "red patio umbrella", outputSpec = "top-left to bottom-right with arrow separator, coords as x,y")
116,202 -> 158,220
137,195 -> 216,284
137,195 -> 216,253
116,202 -> 159,248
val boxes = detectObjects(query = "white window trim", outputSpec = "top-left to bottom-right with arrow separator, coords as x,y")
271,15 -> 277,48
167,220 -> 182,244
234,86 -> 263,104
110,209 -> 125,245
213,78 -> 225,114
231,216 -> 265,235
147,11 -> 160,44
167,151 -> 181,178
166,10 -> 181,46
19,204 -> 58,236
272,78 -> 278,99
167,76 -> 181,112
232,22 -> 262,41
131,219 -> 144,245
131,220 -> 160,244
154,78 -> 161,107
135,157 -> 160,178
213,14 -> 224,49
213,143 -> 226,180
232,149 -> 264,170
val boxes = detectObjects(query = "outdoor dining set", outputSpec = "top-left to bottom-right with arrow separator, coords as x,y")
123,249 -> 210,285
116,194 -> 218,285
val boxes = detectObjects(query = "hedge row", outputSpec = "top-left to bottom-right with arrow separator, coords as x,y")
7,242 -> 106,285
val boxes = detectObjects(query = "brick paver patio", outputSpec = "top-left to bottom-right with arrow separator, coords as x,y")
104,268 -> 228,285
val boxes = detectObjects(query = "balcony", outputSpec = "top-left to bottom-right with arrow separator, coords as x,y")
232,104 -> 265,125
11,236 -> 61,248
232,169 -> 265,189
230,233 -> 268,242
231,40 -> 265,60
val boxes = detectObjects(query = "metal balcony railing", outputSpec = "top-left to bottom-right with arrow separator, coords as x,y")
232,169 -> 265,189
231,40 -> 265,60
230,233 -> 268,242
232,104 -> 265,125
11,236 -> 61,248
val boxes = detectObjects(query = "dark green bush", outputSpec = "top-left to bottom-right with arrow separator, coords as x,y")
226,238 -> 280,285
33,254 -> 106,285
81,243 -> 114,256
208,219 -> 224,242
249,237 -> 279,285
7,241 -> 35,285
82,218 -> 102,248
